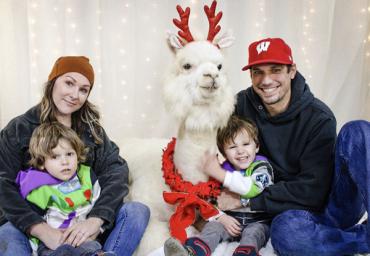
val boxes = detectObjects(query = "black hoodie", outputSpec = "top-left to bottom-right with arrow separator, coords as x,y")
235,72 -> 336,215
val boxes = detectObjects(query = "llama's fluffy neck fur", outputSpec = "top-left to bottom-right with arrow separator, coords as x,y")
163,41 -> 235,184
174,90 -> 234,183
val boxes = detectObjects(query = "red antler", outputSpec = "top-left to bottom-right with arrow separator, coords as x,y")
173,5 -> 194,43
204,0 -> 222,42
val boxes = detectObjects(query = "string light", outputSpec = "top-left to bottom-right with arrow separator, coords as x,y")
14,1 -> 370,137
255,1 -> 266,37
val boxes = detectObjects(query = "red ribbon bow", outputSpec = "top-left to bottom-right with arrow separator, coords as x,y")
161,138 -> 221,243
163,191 -> 219,244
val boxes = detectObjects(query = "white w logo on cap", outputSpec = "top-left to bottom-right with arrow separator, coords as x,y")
256,41 -> 270,54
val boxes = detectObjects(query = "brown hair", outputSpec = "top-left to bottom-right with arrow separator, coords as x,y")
29,122 -> 87,169
217,115 -> 259,157
39,79 -> 103,144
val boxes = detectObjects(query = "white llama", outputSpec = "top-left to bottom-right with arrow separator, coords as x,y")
126,1 -> 239,255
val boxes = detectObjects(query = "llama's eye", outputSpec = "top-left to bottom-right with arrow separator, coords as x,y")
217,64 -> 222,70
183,63 -> 192,70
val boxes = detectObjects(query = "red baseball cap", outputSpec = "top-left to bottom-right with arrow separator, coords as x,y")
242,38 -> 293,71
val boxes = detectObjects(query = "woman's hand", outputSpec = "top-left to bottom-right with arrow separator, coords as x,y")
29,222 -> 64,250
217,189 -> 242,211
217,214 -> 241,237
62,217 -> 103,247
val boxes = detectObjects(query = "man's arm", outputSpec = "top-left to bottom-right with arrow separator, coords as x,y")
250,118 -> 336,214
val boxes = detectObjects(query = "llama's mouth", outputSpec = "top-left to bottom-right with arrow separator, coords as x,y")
200,83 -> 219,92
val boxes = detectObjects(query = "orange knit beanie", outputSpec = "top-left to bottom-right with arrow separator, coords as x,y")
48,56 -> 94,85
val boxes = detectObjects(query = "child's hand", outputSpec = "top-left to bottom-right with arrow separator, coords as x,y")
62,217 -> 103,247
199,151 -> 226,182
29,222 -> 64,250
216,214 -> 241,237
199,151 -> 219,176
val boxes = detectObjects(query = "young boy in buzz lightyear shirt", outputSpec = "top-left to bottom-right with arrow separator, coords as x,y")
16,122 -> 114,256
164,116 -> 273,256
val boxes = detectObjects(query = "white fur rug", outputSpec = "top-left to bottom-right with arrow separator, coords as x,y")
147,239 -> 277,256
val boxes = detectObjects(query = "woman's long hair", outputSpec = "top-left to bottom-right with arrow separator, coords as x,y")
39,79 -> 103,144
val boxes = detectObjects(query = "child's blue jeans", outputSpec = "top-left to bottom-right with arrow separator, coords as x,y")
271,120 -> 370,256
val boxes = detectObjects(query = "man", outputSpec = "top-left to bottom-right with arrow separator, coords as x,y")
229,37 -> 370,255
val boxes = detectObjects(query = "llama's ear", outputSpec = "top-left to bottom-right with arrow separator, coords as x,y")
214,30 -> 235,49
167,31 -> 184,50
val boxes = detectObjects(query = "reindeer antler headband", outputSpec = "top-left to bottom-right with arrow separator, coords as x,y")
173,0 -> 222,45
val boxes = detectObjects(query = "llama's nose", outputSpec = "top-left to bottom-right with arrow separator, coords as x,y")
203,73 -> 219,79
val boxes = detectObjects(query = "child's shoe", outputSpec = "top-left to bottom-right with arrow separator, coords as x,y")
232,245 -> 259,256
164,237 -> 193,256
164,237 -> 211,256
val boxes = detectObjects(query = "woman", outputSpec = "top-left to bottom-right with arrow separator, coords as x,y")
0,56 -> 150,256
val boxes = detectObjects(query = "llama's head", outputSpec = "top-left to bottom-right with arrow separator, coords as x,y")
163,1 -> 235,131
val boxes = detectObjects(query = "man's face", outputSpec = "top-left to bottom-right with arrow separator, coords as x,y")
250,64 -> 296,114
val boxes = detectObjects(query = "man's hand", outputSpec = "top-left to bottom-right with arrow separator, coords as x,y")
62,217 -> 103,247
217,214 -> 241,237
217,189 -> 242,211
29,222 -> 64,250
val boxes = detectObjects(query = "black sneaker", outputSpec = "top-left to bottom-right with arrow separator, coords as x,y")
232,246 -> 259,256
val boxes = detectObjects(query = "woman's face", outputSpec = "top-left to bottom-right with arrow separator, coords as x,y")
52,72 -> 91,120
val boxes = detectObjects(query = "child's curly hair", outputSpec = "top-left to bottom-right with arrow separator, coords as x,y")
28,122 -> 87,169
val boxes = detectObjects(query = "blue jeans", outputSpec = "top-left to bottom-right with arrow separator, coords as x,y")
271,120 -> 370,256
38,240 -> 108,256
0,201 -> 150,256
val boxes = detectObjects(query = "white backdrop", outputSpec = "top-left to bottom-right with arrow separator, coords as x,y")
0,0 -> 369,144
